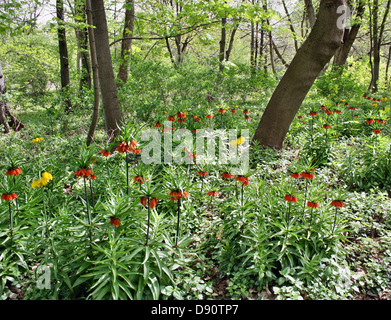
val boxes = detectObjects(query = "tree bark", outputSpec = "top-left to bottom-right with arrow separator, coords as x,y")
369,0 -> 390,92
282,0 -> 299,51
117,0 -> 135,87
219,16 -> 227,73
0,64 -> 24,133
385,45 -> 391,86
56,0 -> 72,113
225,19 -> 240,62
253,0 -> 346,150
304,0 -> 317,28
86,0 -> 100,146
90,0 -> 122,140
77,0 -> 91,90
333,0 -> 365,67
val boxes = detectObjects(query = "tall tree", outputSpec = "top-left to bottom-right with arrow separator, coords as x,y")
253,0 -> 346,150
282,0 -> 299,52
117,0 -> 135,86
90,0 -> 122,140
219,15 -> 227,73
74,0 -> 91,90
56,0 -> 72,112
333,0 -> 365,67
304,0 -> 317,28
369,0 -> 391,92
86,0 -> 100,146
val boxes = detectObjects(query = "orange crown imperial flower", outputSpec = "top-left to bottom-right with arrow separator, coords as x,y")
134,176 -> 147,184
140,197 -> 158,209
331,200 -> 345,208
6,167 -> 22,176
75,168 -> 94,178
1,193 -> 18,202
307,201 -> 319,208
110,217 -> 121,227
236,175 -> 249,186
100,150 -> 111,157
221,172 -> 235,180
284,194 -> 298,203
301,171 -> 314,179
169,190 -> 189,201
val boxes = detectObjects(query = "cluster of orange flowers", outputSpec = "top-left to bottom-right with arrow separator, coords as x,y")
330,200 -> 345,208
197,171 -> 208,177
169,190 -> 189,201
140,197 -> 158,209
221,172 -> 235,180
110,217 -> 121,227
117,140 -> 140,154
1,193 -> 18,202
284,194 -> 298,203
74,168 -> 94,178
236,175 -> 249,186
100,150 -> 111,157
6,167 -> 22,176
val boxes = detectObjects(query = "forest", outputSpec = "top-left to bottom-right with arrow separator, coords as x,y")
0,0 -> 391,301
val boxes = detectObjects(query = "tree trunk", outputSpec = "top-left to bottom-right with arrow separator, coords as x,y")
250,21 -> 255,71
282,0 -> 299,51
77,0 -> 91,90
333,0 -> 365,67
219,16 -> 227,73
253,0 -> 345,150
0,64 -> 24,133
56,0 -> 72,113
86,0 -> 100,146
117,0 -> 135,87
385,45 -> 391,86
369,0 -> 390,92
304,0 -> 317,28
370,0 -> 379,92
0,63 -> 5,95
90,0 -> 122,140
225,19 -> 240,62
272,40 -> 289,68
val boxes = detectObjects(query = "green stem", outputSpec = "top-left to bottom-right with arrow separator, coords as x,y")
332,207 -> 338,233
146,197 -> 151,245
303,179 -> 308,212
84,177 -> 91,225
126,152 -> 129,195
175,198 -> 181,247
241,183 -> 244,207
9,201 -> 13,237
309,207 -> 313,228
89,178 -> 94,207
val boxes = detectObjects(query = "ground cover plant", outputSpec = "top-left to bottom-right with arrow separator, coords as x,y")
1,70 -> 390,300
1,0 -> 391,301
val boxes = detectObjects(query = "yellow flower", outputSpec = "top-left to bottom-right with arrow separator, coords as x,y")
42,172 -> 53,181
373,103 -> 378,107
237,137 -> 246,145
230,136 -> 246,147
31,179 -> 43,188
31,172 -> 53,188
32,137 -> 43,143
340,99 -> 346,102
